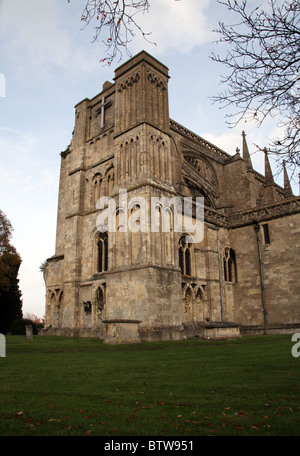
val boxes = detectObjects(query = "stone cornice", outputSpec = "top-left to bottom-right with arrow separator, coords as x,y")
170,119 -> 231,162
228,197 -> 300,228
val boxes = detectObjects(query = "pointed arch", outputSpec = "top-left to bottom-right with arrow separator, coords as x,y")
97,231 -> 108,273
223,248 -> 237,283
92,173 -> 102,208
178,235 -> 193,276
105,166 -> 114,195
183,177 -> 215,208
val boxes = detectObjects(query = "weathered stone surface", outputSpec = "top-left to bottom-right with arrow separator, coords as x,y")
42,51 -> 300,343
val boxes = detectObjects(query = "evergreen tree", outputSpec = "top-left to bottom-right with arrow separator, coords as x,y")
0,210 -> 22,334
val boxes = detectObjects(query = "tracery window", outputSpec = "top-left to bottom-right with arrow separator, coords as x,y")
223,248 -> 237,283
179,236 -> 193,276
97,232 -> 108,272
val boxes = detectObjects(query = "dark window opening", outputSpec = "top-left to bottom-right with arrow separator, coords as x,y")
97,232 -> 108,272
185,249 -> 191,276
179,247 -> 184,275
262,224 -> 270,245
223,248 -> 237,283
179,236 -> 192,276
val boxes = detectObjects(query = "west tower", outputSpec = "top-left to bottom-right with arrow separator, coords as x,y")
43,51 -> 300,342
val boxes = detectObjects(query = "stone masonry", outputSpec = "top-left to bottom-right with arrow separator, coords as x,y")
42,51 -> 300,343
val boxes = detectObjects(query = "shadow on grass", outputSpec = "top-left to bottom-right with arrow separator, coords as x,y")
0,334 -> 299,436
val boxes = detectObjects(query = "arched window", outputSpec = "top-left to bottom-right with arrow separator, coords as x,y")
223,248 -> 237,283
184,287 -> 193,314
105,167 -> 114,195
97,232 -> 108,272
92,173 -> 102,207
179,236 -> 193,276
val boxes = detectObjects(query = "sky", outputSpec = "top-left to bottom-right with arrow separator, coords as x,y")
0,0 -> 298,319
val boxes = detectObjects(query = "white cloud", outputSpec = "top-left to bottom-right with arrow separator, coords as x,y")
0,0 -> 101,75
201,131 -> 241,157
0,127 -> 58,318
130,0 -> 213,55
200,117 -> 298,192
0,0 -> 214,75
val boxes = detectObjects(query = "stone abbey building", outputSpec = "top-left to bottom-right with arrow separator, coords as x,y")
43,51 -> 300,343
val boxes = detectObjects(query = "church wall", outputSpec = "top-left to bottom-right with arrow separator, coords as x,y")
54,157 -> 69,256
85,130 -> 115,170
220,158 -> 254,213
230,223 -> 267,327
230,213 -> 300,332
43,51 -> 299,342
78,214 -> 98,279
204,225 -> 237,323
201,226 -> 220,321
261,214 -> 300,326
105,266 -> 183,341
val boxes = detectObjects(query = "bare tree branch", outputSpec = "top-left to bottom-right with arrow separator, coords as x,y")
211,0 -> 300,174
68,0 -> 153,64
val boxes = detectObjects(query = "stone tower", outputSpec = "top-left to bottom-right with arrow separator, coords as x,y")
43,51 -> 300,342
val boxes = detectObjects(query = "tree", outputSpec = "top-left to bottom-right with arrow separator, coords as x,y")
68,0 -> 152,64
211,0 -> 300,174
0,210 -> 23,334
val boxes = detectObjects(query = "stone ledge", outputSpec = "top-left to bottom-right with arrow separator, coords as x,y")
240,323 -> 300,336
204,321 -> 240,329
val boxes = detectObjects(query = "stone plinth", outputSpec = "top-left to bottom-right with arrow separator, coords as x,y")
103,319 -> 142,344
203,322 -> 241,340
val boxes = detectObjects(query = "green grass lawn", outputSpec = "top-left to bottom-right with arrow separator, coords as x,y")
0,334 -> 299,436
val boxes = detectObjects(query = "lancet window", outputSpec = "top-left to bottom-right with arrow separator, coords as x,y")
223,248 -> 237,283
179,236 -> 193,276
97,232 -> 108,273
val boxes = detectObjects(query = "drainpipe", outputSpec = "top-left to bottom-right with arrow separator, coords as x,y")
216,225 -> 224,322
254,224 -> 268,334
